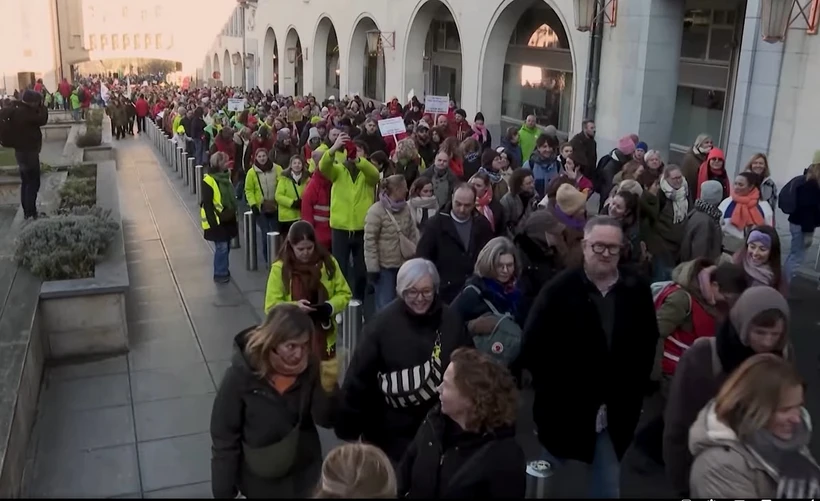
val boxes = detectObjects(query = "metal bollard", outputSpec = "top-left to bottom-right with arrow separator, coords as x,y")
243,211 -> 257,271
167,139 -> 174,165
266,231 -> 280,264
337,300 -> 363,386
182,152 -> 189,183
174,147 -> 180,174
187,158 -> 195,193
525,460 -> 553,499
195,165 -> 204,204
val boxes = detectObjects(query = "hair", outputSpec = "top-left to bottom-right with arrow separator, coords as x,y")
244,304 -> 315,379
461,137 -> 481,154
474,237 -> 520,279
453,182 -> 477,200
379,174 -> 406,197
396,258 -> 440,296
807,163 -> 820,180
583,214 -> 624,236
314,443 -> 397,499
469,170 -> 492,190
209,151 -> 229,172
279,221 -> 336,283
505,126 -> 519,141
449,348 -> 518,432
614,189 -> 640,224
289,154 -> 306,170
637,169 -> 660,190
409,176 -> 433,198
744,153 -> 771,179
737,171 -> 761,189
507,167 -> 533,195
559,141 -> 572,153
620,160 -> 644,181
536,133 -> 558,149
714,353 -> 804,440
439,136 -> 462,159
711,262 -> 749,295
395,138 -> 418,162
743,225 -> 784,289
582,119 -> 595,128
662,164 -> 683,179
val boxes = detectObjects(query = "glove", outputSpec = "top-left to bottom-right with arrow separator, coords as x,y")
367,272 -> 380,285
312,302 -> 333,322
251,206 -> 260,216
292,199 -> 302,209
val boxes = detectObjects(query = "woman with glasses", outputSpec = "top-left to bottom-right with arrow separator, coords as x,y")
335,258 -> 472,464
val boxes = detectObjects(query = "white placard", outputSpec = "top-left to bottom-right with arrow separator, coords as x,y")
377,117 -> 406,138
424,95 -> 449,114
227,98 -> 247,112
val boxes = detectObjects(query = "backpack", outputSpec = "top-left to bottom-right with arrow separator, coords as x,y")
651,281 -> 691,314
464,285 -> 522,367
778,175 -> 807,214
0,106 -> 18,149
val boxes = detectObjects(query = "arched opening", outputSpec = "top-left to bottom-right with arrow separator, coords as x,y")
405,1 -> 463,105
349,16 -> 385,103
283,28 -> 304,97
213,53 -> 221,86
481,0 -> 575,139
262,27 -> 279,94
73,58 -> 180,81
232,52 -> 244,89
313,17 -> 340,101
205,57 -> 213,84
223,49 -> 233,87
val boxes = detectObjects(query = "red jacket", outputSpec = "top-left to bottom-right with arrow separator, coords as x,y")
301,172 -> 332,250
135,98 -> 149,117
654,283 -> 716,376
58,80 -> 71,98
250,136 -> 274,158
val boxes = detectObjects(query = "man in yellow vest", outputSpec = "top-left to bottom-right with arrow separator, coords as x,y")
201,152 -> 239,283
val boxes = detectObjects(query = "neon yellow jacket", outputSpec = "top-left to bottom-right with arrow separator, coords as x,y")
244,164 -> 283,211
264,257 -> 352,352
275,169 -> 310,222
319,150 -> 380,231
172,114 -> 184,135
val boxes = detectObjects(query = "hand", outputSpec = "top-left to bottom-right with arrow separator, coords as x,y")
292,199 -> 302,210
312,302 -> 333,322
367,272 -> 380,286
332,133 -> 350,151
296,299 -> 315,313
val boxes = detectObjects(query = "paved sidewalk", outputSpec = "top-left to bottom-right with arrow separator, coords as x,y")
24,137 -> 274,498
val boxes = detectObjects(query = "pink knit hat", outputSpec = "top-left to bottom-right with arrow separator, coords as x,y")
618,136 -> 636,156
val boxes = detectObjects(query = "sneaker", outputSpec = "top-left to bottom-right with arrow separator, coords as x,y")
213,275 -> 230,284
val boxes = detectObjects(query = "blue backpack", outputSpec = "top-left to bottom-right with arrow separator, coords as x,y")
778,174 -> 807,214
464,285 -> 522,367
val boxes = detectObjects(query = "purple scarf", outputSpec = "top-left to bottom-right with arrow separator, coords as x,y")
553,205 -> 585,231
380,192 -> 406,213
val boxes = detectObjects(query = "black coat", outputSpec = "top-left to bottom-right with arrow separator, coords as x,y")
521,267 -> 658,463
788,177 -> 820,233
210,330 -> 337,499
398,407 -> 526,499
10,101 -> 48,152
416,212 -> 494,304
335,299 -> 472,462
359,131 -> 388,157
569,131 -> 597,177
201,178 -> 239,242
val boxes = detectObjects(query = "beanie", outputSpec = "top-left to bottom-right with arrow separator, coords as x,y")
277,128 -> 290,140
22,89 -> 41,104
544,125 -> 558,138
618,136 -> 636,156
636,142 -> 648,152
555,184 -> 587,216
699,180 -> 724,205
308,127 -> 320,141
455,108 -> 467,119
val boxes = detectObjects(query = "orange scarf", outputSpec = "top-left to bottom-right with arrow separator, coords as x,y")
730,187 -> 765,229
475,189 -> 495,231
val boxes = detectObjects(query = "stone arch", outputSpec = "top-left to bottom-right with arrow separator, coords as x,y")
283,26 -> 304,96
213,53 -> 220,84
348,14 -> 385,102
312,15 -> 339,101
222,49 -> 232,87
262,26 -> 279,93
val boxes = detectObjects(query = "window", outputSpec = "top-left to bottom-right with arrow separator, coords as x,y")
89,34 -> 97,50
145,34 -> 152,49
502,64 -> 572,131
133,34 -> 140,50
111,34 -> 119,50
670,86 -> 726,146
100,34 -> 108,50
432,21 -> 461,52
156,34 -> 163,49
681,9 -> 737,63
509,7 -> 570,49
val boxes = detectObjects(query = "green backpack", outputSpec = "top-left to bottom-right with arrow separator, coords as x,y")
464,285 -> 523,367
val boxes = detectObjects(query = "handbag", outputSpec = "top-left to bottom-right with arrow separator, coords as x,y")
383,206 -> 417,259
241,386 -> 307,479
377,331 -> 442,408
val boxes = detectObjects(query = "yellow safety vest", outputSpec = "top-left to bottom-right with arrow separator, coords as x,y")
201,174 -> 223,230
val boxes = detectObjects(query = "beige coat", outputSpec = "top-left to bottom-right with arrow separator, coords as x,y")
364,201 -> 419,273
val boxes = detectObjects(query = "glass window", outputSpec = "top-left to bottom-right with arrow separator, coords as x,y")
708,28 -> 734,61
681,10 -> 710,59
509,7 -> 570,49
133,34 -> 140,50
501,64 -> 572,131
670,86 -> 725,146
444,21 -> 460,51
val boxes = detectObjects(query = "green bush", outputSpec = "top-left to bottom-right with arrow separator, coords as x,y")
76,126 -> 102,148
85,108 -> 104,127
59,164 -> 97,210
15,206 -> 119,280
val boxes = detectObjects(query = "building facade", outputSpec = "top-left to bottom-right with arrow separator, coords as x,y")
205,0 -> 820,188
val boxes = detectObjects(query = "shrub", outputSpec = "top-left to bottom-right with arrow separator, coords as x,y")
15,206 -> 119,281
85,108 -> 104,127
59,164 -> 97,210
76,126 -> 102,148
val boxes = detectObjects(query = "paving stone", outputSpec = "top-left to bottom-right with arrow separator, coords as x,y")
138,432 -> 211,492
134,393 -> 214,442
127,317 -> 194,344
128,335 -> 204,371
195,330 -> 239,362
130,362 -> 215,403
144,481 -> 211,498
127,297 -> 187,322
36,404 -> 135,453
30,444 -> 140,498
111,493 -> 143,499
207,360 -> 232,388
41,373 -> 131,412
188,304 -> 260,338
48,355 -> 128,381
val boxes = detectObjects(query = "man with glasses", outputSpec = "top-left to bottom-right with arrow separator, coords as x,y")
520,215 -> 659,498
413,120 -> 436,168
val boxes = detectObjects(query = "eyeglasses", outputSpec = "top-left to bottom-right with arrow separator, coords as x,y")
589,243 -> 623,256
496,262 -> 515,271
404,289 -> 435,300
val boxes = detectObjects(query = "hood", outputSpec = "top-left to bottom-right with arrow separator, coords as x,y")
689,401 -> 744,458
706,147 -> 725,163
230,329 -> 256,377
671,257 -> 712,291
729,286 -> 790,347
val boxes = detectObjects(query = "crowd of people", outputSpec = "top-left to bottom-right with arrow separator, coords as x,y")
4,74 -> 820,498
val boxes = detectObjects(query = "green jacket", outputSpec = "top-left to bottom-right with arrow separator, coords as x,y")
275,169 -> 310,222
244,163 -> 283,212
319,150 -> 380,231
518,124 -> 540,161
70,93 -> 81,110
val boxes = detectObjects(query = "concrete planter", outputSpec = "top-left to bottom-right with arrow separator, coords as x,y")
64,118 -> 114,164
38,160 -> 129,361
41,123 -> 73,142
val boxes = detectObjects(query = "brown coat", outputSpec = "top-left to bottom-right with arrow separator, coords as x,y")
363,201 -> 419,272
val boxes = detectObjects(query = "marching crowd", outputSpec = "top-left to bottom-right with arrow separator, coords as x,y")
6,75 -> 820,498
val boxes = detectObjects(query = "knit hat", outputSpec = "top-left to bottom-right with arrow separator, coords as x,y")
277,128 -> 290,140
555,184 -> 587,216
308,127 -> 320,141
699,180 -> 724,205
176,125 -> 185,134
636,142 -> 648,152
22,89 -> 41,104
416,119 -> 430,130
618,136 -> 636,156
812,150 -> 820,164
544,125 -> 558,137
729,286 -> 790,346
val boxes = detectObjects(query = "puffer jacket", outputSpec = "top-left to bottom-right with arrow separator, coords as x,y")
275,168 -> 310,222
363,200 -> 419,273
319,150 -> 380,231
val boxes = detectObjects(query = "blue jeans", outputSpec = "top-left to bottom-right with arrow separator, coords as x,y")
785,223 -> 813,281
332,229 -> 365,300
72,109 -> 80,121
15,151 -> 41,218
256,213 -> 278,263
374,268 -> 399,311
193,138 -> 207,166
540,430 -> 620,498
213,241 -> 230,278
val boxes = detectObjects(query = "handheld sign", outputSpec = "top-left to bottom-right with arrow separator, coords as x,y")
377,117 -> 406,138
287,106 -> 302,124
424,95 -> 449,115
227,98 -> 246,112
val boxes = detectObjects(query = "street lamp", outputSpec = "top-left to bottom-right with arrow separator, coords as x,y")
760,0 -> 820,42
573,0 -> 618,32
287,47 -> 307,63
365,30 -> 395,56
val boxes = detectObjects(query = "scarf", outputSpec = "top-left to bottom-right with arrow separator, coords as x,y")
380,192 -> 406,212
481,277 -> 521,315
478,167 -> 501,185
210,171 -> 237,215
746,414 -> 820,498
660,178 -> 689,223
697,266 -> 718,305
730,187 -> 765,229
409,196 -> 438,210
475,189 -> 495,231
694,199 -> 722,222
553,205 -> 586,231
267,347 -> 308,394
471,124 -> 488,143
744,254 -> 776,287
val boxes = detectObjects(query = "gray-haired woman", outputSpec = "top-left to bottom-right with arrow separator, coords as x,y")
335,258 -> 472,463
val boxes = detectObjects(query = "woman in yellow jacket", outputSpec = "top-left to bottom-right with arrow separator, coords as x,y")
275,155 -> 310,237
265,221 -> 352,388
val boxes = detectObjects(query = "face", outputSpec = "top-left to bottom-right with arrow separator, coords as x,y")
646,155 -> 661,170
292,239 -> 315,263
666,169 -> 684,190
746,240 -> 771,266
438,363 -> 472,421
291,158 -> 304,173
475,119 -> 484,127
751,157 -> 767,176
710,157 -> 724,172
275,333 -> 310,365
733,175 -> 751,196
521,175 -> 535,194
608,195 -> 627,220
701,138 -> 714,151
491,155 -> 506,172
747,318 -> 785,353
403,275 -> 435,314
455,114 -> 464,123
768,384 -> 804,441
583,225 -> 623,275
419,183 -> 434,198
328,128 -> 340,143
511,132 -> 519,144
434,152 -> 450,170
495,253 -> 516,284
437,115 -> 448,127
365,121 -> 377,134
634,149 -> 646,162
564,157 -> 576,176
452,187 -> 476,221
537,142 -> 552,157
585,121 -> 596,137
470,177 -> 487,196
561,145 -> 573,158
525,115 -> 536,128
255,150 -> 268,165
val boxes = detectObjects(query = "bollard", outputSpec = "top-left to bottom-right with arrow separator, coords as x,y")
337,300 -> 363,386
167,139 -> 174,165
195,165 -> 204,204
243,211 -> 257,271
187,158 -> 195,193
525,460 -> 553,499
266,231 -> 280,265
175,147 -> 182,175
181,152 -> 189,182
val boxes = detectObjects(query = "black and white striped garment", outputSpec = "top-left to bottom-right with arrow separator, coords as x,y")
377,355 -> 443,409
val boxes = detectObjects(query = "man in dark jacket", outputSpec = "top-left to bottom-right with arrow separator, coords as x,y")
520,215 -> 658,498
416,184 -> 494,303
413,120 -> 437,168
596,136 -> 635,212
570,119 -> 598,178
10,90 -> 49,219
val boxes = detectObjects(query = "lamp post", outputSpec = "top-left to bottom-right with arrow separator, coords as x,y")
760,0 -> 820,42
365,30 -> 395,56
573,0 -> 618,32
